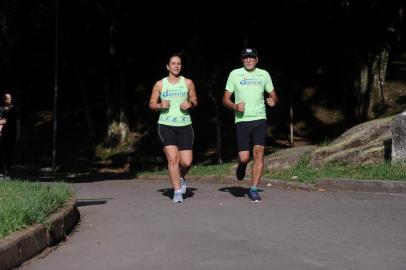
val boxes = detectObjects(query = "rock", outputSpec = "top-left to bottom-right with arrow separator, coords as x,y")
391,111 -> 406,162
264,145 -> 319,171
228,145 -> 318,176
310,115 -> 394,167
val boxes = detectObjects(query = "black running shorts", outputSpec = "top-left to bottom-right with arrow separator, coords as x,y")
157,124 -> 194,150
235,119 -> 267,152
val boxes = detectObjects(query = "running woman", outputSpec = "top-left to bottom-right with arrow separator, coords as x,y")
149,53 -> 198,203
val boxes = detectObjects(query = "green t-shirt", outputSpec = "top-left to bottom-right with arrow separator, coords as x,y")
225,67 -> 274,123
158,76 -> 192,126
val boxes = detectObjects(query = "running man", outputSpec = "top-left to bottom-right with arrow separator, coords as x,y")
223,48 -> 278,202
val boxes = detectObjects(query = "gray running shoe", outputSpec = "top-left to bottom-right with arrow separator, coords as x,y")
180,178 -> 187,194
173,191 -> 183,203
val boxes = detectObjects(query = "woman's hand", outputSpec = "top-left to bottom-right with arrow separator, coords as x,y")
180,101 -> 192,110
161,100 -> 171,109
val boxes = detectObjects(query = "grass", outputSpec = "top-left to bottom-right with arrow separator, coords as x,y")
266,159 -> 406,183
0,180 -> 73,239
137,159 -> 405,183
189,162 -> 233,177
137,161 -> 234,178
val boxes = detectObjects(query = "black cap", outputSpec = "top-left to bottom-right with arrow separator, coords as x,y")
241,48 -> 258,58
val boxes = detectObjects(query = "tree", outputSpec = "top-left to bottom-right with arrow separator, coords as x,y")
337,0 -> 404,123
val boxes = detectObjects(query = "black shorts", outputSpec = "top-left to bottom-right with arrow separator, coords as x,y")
235,119 -> 267,151
157,124 -> 194,150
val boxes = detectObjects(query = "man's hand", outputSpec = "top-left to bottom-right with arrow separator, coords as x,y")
235,102 -> 245,112
266,98 -> 275,107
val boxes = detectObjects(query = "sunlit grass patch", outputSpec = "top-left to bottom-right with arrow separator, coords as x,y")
0,180 -> 73,239
266,159 -> 406,183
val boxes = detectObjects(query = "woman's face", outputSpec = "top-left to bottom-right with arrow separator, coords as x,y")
3,94 -> 12,106
167,56 -> 182,76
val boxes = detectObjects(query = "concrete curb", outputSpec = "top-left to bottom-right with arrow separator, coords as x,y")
135,175 -> 406,194
0,197 -> 80,270
315,178 -> 406,194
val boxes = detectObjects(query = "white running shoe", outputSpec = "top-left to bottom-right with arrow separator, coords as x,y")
180,178 -> 187,194
173,190 -> 183,203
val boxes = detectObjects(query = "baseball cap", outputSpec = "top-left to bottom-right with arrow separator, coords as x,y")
241,48 -> 258,58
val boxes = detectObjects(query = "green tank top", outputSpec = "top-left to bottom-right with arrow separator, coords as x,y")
158,76 -> 192,126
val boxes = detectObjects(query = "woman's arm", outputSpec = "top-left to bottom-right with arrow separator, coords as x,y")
149,80 -> 167,111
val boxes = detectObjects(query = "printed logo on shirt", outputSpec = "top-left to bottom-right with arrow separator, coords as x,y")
160,116 -> 188,123
239,78 -> 262,86
162,88 -> 187,97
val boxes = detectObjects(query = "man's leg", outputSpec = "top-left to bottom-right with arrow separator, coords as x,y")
248,120 -> 267,202
251,145 -> 265,187
235,122 -> 251,180
236,151 -> 250,180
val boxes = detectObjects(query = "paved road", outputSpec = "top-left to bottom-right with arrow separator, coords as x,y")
19,179 -> 406,270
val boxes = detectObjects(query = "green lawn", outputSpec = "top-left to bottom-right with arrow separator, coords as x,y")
266,160 -> 406,183
137,160 -> 406,183
0,180 -> 73,239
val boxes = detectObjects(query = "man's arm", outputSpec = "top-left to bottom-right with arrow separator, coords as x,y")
266,90 -> 278,107
223,90 -> 245,112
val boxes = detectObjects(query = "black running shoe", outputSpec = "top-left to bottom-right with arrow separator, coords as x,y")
236,163 -> 247,181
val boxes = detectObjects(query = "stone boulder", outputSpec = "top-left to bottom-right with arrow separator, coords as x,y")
229,145 -> 319,176
310,115 -> 394,167
264,145 -> 319,171
391,111 -> 406,162
227,114 -> 400,176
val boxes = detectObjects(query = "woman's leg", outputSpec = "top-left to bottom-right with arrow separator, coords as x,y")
163,145 -> 181,190
179,150 -> 193,178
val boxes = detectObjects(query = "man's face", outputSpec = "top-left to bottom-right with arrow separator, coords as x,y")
4,94 -> 12,105
242,57 -> 258,71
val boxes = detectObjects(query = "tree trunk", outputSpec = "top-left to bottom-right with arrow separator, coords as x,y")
348,45 -> 390,123
367,47 -> 389,119
67,37 -> 96,140
356,47 -> 390,121
118,65 -> 129,144
209,92 -> 222,164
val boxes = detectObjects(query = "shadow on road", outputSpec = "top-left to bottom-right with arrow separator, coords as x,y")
218,186 -> 263,198
157,187 -> 198,200
76,198 -> 114,207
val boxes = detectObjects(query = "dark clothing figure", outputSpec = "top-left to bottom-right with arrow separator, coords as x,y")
0,105 -> 18,173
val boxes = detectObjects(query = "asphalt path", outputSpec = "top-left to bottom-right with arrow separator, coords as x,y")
19,179 -> 406,270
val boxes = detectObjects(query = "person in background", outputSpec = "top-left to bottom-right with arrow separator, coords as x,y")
0,92 -> 20,175
149,53 -> 198,203
223,48 -> 278,202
